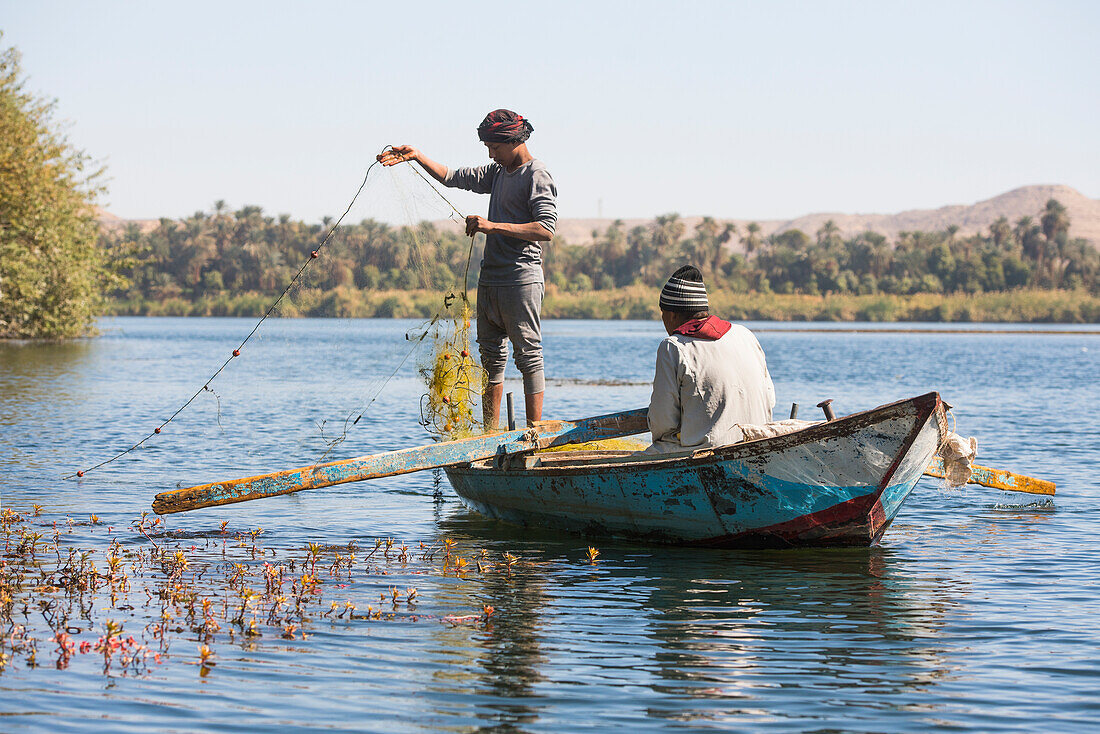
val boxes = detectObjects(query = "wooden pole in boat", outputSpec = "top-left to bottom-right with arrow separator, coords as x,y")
152,408 -> 649,515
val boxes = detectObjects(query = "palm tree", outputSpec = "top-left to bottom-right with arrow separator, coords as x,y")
743,222 -> 762,258
989,216 -> 1011,250
816,219 -> 841,248
180,214 -> 215,286
1013,215 -> 1048,285
596,220 -> 627,285
692,217 -> 720,278
868,234 -> 891,280
1040,199 -> 1069,243
714,222 -> 737,277
646,214 -> 684,282
1014,216 -> 1035,249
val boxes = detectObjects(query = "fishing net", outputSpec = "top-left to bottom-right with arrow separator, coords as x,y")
417,294 -> 485,438
72,151 -> 490,484
266,158 -> 489,452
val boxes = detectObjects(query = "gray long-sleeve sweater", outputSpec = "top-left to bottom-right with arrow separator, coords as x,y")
443,160 -> 557,286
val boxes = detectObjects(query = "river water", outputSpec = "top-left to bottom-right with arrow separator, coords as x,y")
1,317 -> 1098,732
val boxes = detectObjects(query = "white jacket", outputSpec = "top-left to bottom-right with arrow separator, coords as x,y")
646,323 -> 775,454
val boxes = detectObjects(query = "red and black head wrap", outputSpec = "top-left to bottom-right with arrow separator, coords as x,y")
477,109 -> 533,144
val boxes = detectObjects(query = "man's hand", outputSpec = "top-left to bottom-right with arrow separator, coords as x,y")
377,145 -> 419,166
377,146 -> 450,184
465,214 -> 492,237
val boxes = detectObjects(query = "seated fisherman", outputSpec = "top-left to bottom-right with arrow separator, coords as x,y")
646,265 -> 776,454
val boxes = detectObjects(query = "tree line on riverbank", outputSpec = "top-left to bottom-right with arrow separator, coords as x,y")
110,285 -> 1100,323
5,35 -> 1099,339
100,196 -> 1100,322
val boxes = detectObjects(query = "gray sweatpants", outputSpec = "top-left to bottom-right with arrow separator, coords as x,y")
476,282 -> 545,394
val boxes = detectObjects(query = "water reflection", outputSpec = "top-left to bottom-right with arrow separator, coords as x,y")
635,547 -> 959,725
425,517 -> 549,728
3,318 -> 1095,731
432,512 -> 965,728
0,339 -> 96,417
472,565 -> 548,728
1,340 -> 97,481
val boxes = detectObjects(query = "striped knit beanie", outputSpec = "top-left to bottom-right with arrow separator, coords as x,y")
659,265 -> 709,313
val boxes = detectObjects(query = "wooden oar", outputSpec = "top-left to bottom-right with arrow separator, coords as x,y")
153,405 -> 1054,515
924,457 -> 1055,496
152,408 -> 649,515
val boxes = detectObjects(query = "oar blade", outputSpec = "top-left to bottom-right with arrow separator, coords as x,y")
924,457 -> 1055,496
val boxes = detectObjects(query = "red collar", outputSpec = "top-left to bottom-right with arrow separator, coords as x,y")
672,315 -> 732,341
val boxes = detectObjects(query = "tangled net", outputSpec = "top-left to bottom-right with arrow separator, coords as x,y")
418,293 -> 485,438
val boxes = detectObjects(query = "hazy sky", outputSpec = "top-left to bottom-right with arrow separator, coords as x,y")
3,0 -> 1097,224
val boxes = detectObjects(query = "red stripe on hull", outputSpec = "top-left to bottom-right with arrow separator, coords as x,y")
694,492 -> 891,549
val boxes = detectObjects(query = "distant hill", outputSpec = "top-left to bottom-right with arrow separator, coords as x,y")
547,185 -> 1100,250
95,207 -> 159,234
98,184 -> 1100,248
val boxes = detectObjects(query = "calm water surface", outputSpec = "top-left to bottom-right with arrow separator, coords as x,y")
1,317 -> 1098,732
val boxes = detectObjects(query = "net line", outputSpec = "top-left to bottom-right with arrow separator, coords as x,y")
313,165 -> 487,459
65,147 -> 477,480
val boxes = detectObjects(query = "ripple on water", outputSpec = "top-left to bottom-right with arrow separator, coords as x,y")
1,317 -> 1098,732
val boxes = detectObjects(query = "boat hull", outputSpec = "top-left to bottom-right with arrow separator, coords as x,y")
445,393 -> 944,548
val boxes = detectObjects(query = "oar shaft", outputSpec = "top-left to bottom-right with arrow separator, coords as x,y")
924,457 -> 1055,495
153,408 -> 648,515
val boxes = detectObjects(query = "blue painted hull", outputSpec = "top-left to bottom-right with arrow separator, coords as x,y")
445,393 -> 945,548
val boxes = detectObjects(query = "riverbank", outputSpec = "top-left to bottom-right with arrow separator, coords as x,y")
105,287 -> 1100,323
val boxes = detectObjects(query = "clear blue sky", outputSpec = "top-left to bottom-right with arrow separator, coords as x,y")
3,0 -> 1097,224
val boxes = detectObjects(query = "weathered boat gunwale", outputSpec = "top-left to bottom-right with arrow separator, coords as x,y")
479,391 -> 942,478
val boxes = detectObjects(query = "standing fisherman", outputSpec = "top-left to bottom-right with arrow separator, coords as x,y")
378,109 -> 557,428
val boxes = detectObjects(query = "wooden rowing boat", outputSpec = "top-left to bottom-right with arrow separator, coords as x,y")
444,392 -> 947,548
155,391 -> 1051,536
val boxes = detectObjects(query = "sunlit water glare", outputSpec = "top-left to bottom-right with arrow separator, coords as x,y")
1,317 -> 1098,732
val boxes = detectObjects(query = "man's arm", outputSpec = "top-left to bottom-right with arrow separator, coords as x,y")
465,217 -> 553,241
377,146 -> 448,184
465,166 -> 556,241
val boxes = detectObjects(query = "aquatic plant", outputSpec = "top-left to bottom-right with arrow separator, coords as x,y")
0,503 -> 535,680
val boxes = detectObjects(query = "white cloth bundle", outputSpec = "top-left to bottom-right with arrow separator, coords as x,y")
737,419 -> 819,441
938,433 -> 977,488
